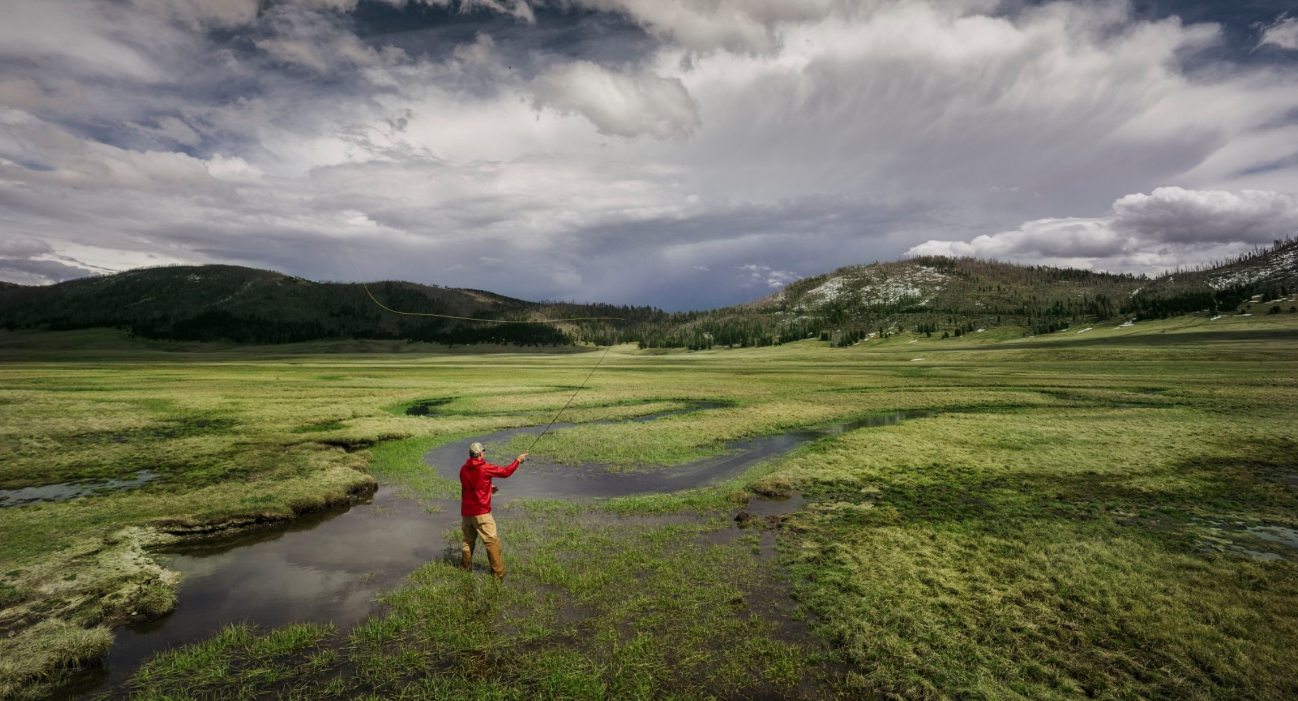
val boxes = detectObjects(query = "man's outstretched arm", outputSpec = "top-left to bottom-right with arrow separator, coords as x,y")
484,453 -> 528,478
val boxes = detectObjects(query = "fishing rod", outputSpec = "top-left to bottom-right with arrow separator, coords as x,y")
343,241 -> 621,449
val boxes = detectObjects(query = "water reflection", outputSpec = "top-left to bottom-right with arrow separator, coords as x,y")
79,487 -> 460,696
0,471 -> 158,509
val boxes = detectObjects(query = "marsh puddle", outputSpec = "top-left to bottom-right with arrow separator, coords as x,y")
0,471 -> 158,508
1200,520 -> 1298,562
66,408 -> 933,699
65,486 -> 462,698
426,409 -> 935,501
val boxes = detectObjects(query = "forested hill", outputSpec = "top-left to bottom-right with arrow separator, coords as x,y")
2,239 -> 1295,347
627,237 -> 1298,348
0,265 -> 664,345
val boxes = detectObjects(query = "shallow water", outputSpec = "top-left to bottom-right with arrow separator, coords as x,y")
65,408 -> 934,699
1248,525 -> 1298,552
426,409 -> 935,501
65,486 -> 461,697
0,471 -> 158,509
1201,519 -> 1298,562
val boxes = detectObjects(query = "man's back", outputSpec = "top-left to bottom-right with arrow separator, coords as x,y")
459,456 -> 520,517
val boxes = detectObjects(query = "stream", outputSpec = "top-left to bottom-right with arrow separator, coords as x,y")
63,407 -> 935,699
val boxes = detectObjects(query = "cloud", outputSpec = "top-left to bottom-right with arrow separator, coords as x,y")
1112,187 -> 1298,244
1259,15 -> 1298,51
0,258 -> 98,285
738,263 -> 799,289
130,115 -> 204,147
531,60 -> 699,139
254,8 -> 409,72
0,237 -> 99,285
129,0 -> 259,29
563,0 -> 838,54
0,237 -> 54,259
0,78 -> 83,113
0,117 -> 232,196
0,0 -> 187,81
3,0 -> 1298,310
906,187 -> 1298,275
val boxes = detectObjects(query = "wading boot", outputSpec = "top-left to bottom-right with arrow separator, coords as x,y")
461,545 -> 473,573
486,541 -> 505,580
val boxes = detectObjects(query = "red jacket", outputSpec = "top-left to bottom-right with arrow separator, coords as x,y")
459,457 -> 520,517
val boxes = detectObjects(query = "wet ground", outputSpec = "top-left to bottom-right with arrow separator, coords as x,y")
426,409 -> 936,501
1199,519 -> 1298,562
61,486 -> 460,698
0,471 -> 158,509
61,409 -> 935,699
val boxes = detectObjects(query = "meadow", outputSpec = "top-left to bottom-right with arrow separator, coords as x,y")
1,313 -> 1296,700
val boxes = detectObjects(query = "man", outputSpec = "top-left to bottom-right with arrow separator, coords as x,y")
459,441 -> 528,579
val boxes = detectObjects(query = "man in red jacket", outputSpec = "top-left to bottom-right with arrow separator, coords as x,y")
460,441 -> 528,579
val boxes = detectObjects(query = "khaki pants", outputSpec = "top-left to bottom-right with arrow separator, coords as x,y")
461,513 -> 504,578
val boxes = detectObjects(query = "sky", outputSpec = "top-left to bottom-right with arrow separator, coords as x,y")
2,0 -> 1298,310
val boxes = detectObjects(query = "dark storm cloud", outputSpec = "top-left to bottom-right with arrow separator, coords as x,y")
2,0 -> 1298,308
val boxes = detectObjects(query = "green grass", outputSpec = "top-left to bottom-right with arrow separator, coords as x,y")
103,512 -> 821,700
1,314 -> 1296,698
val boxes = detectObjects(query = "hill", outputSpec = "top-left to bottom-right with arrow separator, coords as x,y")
2,239 -> 1295,348
0,265 -> 660,346
624,238 -> 1298,348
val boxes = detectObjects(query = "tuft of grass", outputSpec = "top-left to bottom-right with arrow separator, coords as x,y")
126,622 -> 336,698
0,620 -> 112,697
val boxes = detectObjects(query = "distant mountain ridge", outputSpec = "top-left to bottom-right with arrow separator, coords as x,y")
633,238 -> 1297,348
0,264 -> 661,346
2,239 -> 1295,347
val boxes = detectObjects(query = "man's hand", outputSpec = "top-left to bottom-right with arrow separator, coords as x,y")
491,485 -> 499,494
518,452 -> 529,463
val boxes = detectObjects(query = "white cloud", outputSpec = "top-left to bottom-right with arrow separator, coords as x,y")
0,116 -> 232,196
255,8 -> 409,72
1112,188 -> 1298,244
0,0 -> 186,81
3,0 -> 1298,309
531,60 -> 699,140
419,0 -> 536,24
738,263 -> 799,289
906,187 -> 1298,275
565,0 -> 840,54
1259,15 -> 1298,51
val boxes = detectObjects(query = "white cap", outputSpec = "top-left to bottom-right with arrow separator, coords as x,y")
469,442 -> 484,456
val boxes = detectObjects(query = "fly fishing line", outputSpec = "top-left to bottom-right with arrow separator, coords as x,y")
343,241 -> 621,449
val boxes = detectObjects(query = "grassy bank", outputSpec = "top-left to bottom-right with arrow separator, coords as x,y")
1,314 -> 1296,698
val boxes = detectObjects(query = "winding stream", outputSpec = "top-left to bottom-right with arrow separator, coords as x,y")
426,407 -> 936,501
64,406 -> 935,699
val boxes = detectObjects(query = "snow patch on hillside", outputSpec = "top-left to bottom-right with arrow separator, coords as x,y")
1208,248 -> 1298,290
805,276 -> 849,302
800,265 -> 948,307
